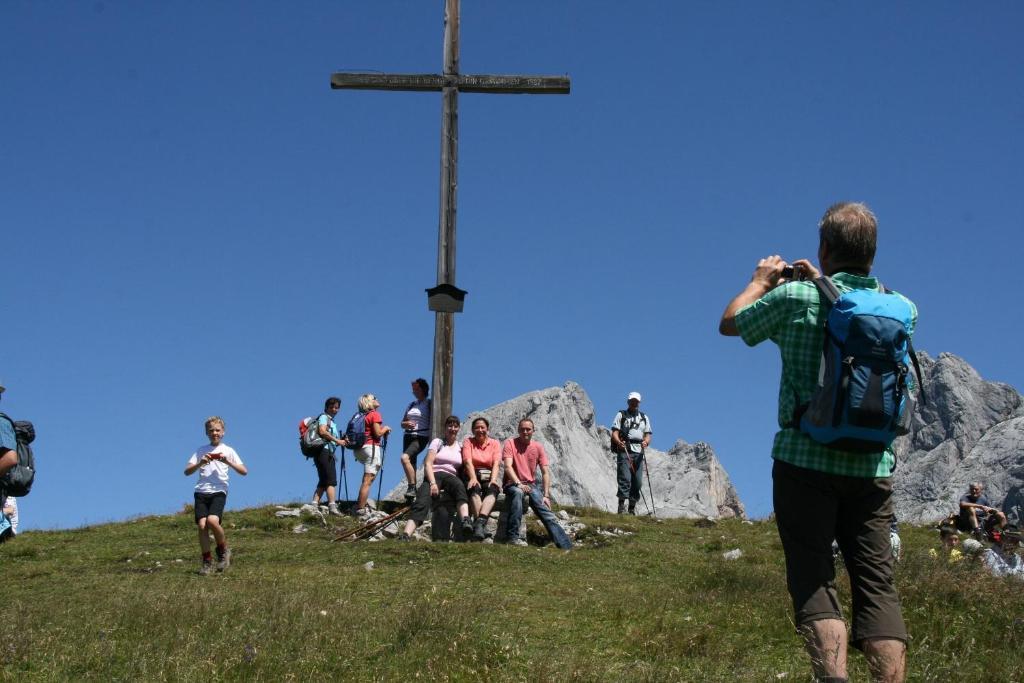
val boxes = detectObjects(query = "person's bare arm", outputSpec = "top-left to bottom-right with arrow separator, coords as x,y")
0,449 -> 17,478
719,257 -> 819,336
541,465 -> 552,506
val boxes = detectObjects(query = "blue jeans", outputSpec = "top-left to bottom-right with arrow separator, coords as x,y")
503,484 -> 573,550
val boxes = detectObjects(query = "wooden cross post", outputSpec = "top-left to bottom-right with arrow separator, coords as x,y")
332,0 -> 569,439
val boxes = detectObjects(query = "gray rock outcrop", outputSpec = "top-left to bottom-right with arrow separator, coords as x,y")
388,382 -> 745,519
893,352 -> 1024,523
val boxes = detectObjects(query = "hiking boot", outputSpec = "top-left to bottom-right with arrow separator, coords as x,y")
508,538 -> 528,547
198,559 -> 213,576
617,499 -> 626,514
216,548 -> 232,572
460,516 -> 475,536
472,517 -> 488,541
404,484 -> 417,502
327,503 -> 342,516
628,503 -> 637,515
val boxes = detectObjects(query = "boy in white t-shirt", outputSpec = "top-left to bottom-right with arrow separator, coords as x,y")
183,416 -> 247,575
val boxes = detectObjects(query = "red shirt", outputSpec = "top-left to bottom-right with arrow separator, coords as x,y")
462,436 -> 502,472
364,410 -> 383,446
502,437 -> 549,485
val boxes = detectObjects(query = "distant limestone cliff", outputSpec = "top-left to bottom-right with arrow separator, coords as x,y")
893,352 -> 1024,523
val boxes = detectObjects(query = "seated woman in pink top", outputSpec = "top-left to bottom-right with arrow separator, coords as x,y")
462,416 -> 502,541
400,415 -> 473,540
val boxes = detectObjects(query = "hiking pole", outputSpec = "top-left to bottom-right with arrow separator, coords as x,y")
332,505 -> 410,542
627,450 -> 652,515
643,448 -> 656,517
375,433 -> 389,507
340,447 -> 349,505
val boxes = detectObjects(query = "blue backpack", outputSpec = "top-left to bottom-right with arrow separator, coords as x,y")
795,277 -> 925,453
344,411 -> 368,450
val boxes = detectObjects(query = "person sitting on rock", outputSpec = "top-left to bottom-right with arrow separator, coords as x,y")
958,482 -> 1006,539
462,416 -> 502,541
502,418 -> 573,550
981,527 -> 1024,579
400,415 -> 473,541
929,526 -> 964,564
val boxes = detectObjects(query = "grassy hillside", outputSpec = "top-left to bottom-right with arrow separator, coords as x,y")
2,505 -> 1022,681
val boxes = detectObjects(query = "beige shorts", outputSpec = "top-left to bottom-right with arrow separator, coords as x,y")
354,444 -> 383,475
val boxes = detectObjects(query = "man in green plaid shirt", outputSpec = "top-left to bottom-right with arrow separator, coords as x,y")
720,202 -> 913,683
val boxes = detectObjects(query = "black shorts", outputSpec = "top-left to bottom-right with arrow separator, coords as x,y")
772,459 -> 906,647
402,434 -> 430,462
465,469 -> 499,497
313,447 -> 337,488
194,492 -> 227,523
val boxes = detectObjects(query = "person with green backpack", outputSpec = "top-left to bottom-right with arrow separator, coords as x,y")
720,202 -> 918,683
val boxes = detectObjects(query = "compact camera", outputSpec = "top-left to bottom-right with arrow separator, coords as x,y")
780,265 -> 806,281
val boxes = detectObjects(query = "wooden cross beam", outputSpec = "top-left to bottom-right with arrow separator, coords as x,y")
331,0 -> 569,440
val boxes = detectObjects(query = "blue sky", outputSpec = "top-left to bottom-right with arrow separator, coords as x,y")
4,2 -> 1022,530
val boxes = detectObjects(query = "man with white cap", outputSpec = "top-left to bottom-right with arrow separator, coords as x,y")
611,391 -> 652,514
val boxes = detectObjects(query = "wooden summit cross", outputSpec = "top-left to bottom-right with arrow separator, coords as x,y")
331,0 -> 569,438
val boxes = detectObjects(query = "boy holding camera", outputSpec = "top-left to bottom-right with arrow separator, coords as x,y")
184,416 -> 247,575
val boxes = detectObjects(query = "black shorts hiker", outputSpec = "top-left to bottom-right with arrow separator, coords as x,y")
312,446 -> 338,488
772,459 -> 907,648
402,433 -> 430,464
194,492 -> 227,523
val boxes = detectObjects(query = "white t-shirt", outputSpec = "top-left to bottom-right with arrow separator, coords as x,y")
612,410 -> 652,454
404,399 -> 431,434
187,443 -> 243,494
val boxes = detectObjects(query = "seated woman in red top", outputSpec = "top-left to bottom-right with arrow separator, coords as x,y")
462,416 -> 502,541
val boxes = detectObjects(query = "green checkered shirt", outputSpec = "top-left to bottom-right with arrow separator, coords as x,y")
735,272 -> 918,478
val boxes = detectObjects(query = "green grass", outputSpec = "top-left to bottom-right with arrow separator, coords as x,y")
2,506 -> 1023,681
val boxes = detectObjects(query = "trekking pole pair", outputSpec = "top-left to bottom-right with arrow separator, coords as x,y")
625,448 -> 652,515
333,505 -> 409,542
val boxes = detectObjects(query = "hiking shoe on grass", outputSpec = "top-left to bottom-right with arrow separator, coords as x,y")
617,499 -> 626,514
199,560 -> 213,576
508,538 -> 528,547
472,517 -> 487,541
216,548 -> 232,572
328,503 -> 342,516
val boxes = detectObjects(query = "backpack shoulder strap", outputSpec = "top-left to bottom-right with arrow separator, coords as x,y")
811,276 -> 841,307
882,286 -> 928,407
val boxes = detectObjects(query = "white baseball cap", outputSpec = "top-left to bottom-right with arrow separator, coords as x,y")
627,391 -> 641,402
